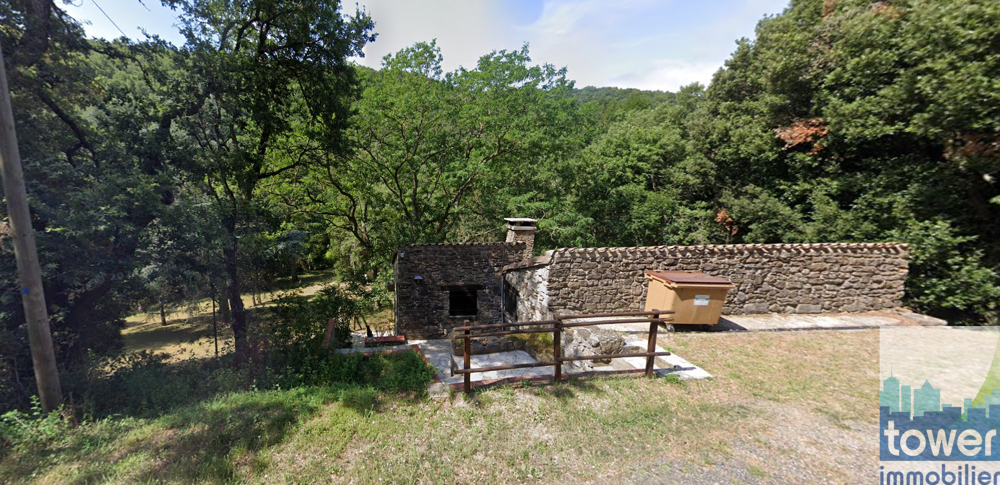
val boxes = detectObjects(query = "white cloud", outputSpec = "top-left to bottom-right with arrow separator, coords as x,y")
516,0 -> 788,89
529,0 -> 603,36
357,0 -> 512,71
608,60 -> 720,92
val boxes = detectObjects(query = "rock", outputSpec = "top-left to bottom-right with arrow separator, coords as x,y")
561,327 -> 626,369
451,335 -> 525,355
796,303 -> 823,314
428,382 -> 450,400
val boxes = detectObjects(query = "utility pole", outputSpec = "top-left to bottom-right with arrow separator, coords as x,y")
0,47 -> 63,412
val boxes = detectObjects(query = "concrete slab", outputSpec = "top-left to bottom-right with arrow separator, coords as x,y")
416,331 -> 712,391
714,310 -> 946,332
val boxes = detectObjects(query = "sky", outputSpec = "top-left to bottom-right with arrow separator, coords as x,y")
62,0 -> 790,92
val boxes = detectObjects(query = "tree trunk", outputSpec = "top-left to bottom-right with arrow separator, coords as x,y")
211,284 -> 219,358
219,290 -> 231,324
159,300 -> 167,326
224,244 -> 249,362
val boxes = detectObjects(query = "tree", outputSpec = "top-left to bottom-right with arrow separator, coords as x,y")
163,0 -> 374,358
278,42 -> 577,276
684,0 -> 1000,321
563,86 -> 708,247
0,1 -> 192,409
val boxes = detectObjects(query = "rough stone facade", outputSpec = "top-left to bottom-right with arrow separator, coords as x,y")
504,218 -> 537,261
504,243 -> 908,320
502,258 -> 550,322
393,242 -> 525,339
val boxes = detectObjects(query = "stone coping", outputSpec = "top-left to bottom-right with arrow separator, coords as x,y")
397,241 -> 525,249
501,253 -> 553,272
550,242 -> 907,255
501,242 -> 908,272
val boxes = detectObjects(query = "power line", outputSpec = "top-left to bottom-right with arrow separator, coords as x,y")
91,0 -> 128,38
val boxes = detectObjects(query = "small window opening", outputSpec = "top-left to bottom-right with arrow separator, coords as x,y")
503,285 -> 518,321
449,288 -> 478,316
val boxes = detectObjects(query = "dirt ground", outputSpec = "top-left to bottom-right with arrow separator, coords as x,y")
618,328 -> 879,484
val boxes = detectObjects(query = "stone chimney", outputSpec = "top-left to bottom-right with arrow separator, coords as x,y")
504,217 -> 537,261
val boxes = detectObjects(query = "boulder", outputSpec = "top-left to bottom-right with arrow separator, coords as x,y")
561,327 -> 626,371
450,335 -> 526,355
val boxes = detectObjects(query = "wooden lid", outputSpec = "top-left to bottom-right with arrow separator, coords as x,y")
645,270 -> 733,285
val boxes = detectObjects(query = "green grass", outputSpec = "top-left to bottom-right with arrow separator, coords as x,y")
509,332 -> 556,361
1,327 -> 882,484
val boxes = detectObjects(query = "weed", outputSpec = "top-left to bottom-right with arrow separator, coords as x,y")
339,386 -> 378,414
0,397 -> 73,453
510,332 -> 556,360
663,374 -> 687,387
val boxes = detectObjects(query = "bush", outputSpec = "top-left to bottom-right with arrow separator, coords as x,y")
0,397 -> 73,454
895,220 -> 1000,324
266,285 -> 354,354
279,349 -> 436,394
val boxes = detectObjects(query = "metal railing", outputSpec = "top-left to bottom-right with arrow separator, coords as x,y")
450,310 -> 674,392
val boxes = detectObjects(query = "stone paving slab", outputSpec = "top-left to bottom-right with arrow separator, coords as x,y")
715,310 -> 946,332
416,333 -> 711,389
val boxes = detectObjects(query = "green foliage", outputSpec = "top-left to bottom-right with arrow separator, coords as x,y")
267,285 -> 356,352
721,186 -> 804,243
0,397 -> 73,454
263,281 -> 429,392
55,345 -> 432,421
6,0 -> 1000,423
894,221 -> 1000,323
73,351 -> 266,418
280,349 -> 436,393
282,41 -> 578,274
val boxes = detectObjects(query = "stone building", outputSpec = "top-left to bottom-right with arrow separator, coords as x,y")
392,219 -> 536,339
393,218 -> 909,338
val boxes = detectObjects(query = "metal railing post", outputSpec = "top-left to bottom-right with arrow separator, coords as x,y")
463,319 -> 471,393
645,312 -> 659,377
553,314 -> 562,383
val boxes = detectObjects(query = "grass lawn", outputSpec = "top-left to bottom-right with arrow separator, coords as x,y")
0,328 -> 878,484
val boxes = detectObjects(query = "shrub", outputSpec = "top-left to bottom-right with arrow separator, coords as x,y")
277,349 -> 436,394
0,397 -> 73,454
895,220 -> 1000,324
266,285 -> 354,354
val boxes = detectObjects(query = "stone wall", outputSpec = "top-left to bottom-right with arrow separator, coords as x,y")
503,262 -> 550,322
394,242 -> 525,339
505,243 -> 908,319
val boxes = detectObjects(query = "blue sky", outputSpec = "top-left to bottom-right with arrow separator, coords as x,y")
63,0 -> 790,91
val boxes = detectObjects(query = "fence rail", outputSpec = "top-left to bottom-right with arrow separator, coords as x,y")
450,310 -> 674,392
